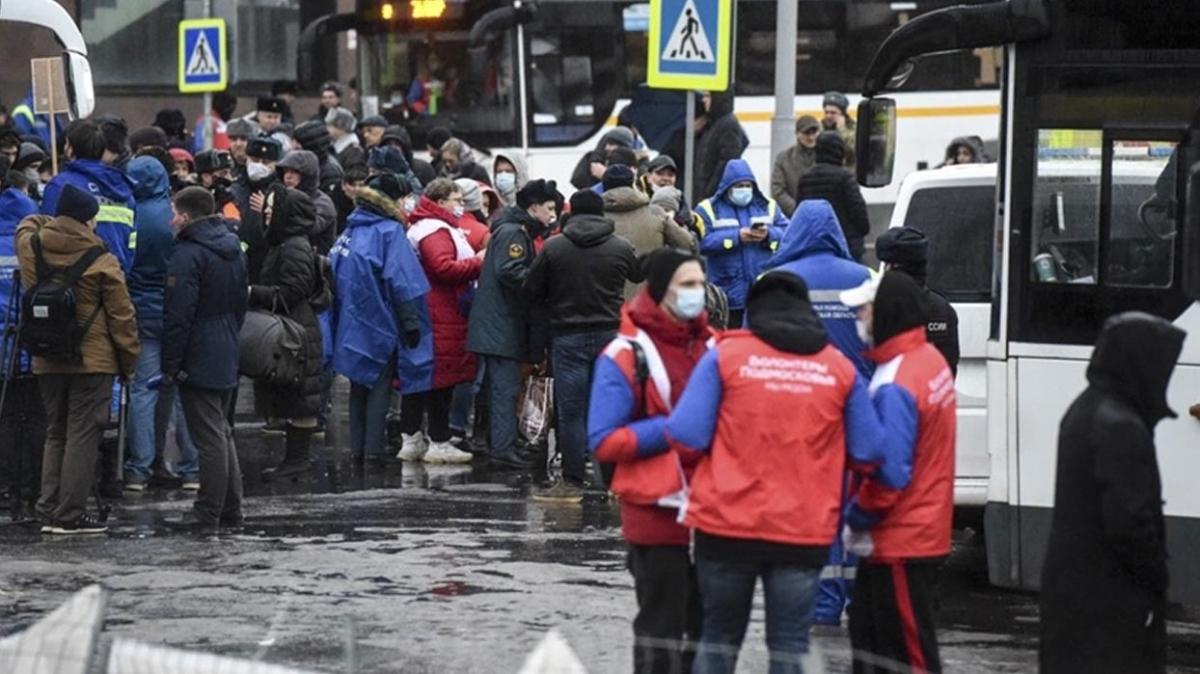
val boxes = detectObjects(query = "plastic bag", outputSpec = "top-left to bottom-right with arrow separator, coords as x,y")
518,375 -> 554,445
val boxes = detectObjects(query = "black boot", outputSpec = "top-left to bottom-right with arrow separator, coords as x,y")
262,428 -> 313,482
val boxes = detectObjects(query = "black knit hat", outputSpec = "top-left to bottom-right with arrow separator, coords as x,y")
257,96 -> 287,114
640,247 -> 702,303
516,179 -> 557,209
427,126 -> 452,150
129,126 -> 168,152
602,164 -> 636,191
875,226 -> 928,265
568,190 -> 605,217
55,184 -> 99,224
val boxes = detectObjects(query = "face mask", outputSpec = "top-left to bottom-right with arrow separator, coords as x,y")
672,287 -> 707,320
729,186 -> 753,207
246,161 -> 272,182
495,172 -> 516,194
403,195 -> 417,213
856,319 -> 873,346
212,176 -> 232,190
452,205 -> 465,219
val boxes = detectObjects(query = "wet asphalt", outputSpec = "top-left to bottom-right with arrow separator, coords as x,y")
2,388 -> 1200,673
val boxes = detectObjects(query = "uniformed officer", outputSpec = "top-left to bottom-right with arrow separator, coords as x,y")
875,227 -> 960,377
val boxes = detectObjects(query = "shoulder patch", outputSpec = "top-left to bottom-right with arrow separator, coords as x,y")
508,242 -> 525,259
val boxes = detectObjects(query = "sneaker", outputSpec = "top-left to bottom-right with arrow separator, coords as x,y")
423,441 -> 474,464
261,419 -> 288,436
48,514 -> 109,535
181,477 -> 200,491
123,474 -> 148,492
531,481 -> 584,504
396,432 -> 429,462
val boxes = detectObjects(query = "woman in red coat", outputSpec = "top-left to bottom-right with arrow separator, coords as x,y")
396,178 -> 484,464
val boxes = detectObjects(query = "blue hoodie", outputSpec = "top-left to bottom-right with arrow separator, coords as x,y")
0,187 -> 38,376
41,159 -> 137,272
126,157 -> 176,339
329,201 -> 431,389
767,199 -> 874,377
694,159 -> 788,310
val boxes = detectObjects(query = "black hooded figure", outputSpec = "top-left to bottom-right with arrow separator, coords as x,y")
693,91 -> 748,201
794,131 -> 872,262
1039,311 -> 1187,674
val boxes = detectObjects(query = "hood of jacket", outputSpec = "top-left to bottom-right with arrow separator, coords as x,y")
872,271 -> 929,347
816,132 -> 846,166
706,92 -> 735,122
409,195 -> 456,225
597,126 -> 635,150
276,149 -> 321,195
945,136 -> 987,163
493,151 -> 529,191
772,199 -> 851,264
128,155 -> 170,202
1087,311 -> 1186,426
745,271 -> 827,355
270,188 -> 316,243
351,186 -> 404,224
0,187 -> 37,235
179,214 -> 243,260
65,158 -> 136,202
711,158 -> 767,206
602,185 -> 651,214
561,212 -> 615,248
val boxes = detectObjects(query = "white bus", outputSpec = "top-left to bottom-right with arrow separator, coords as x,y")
300,0 -> 1001,221
856,0 -> 1200,603
1,0 -> 94,120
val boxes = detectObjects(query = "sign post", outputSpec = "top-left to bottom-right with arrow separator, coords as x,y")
179,16 -> 227,151
646,0 -> 732,205
30,57 -> 70,175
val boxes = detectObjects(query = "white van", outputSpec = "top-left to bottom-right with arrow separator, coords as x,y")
887,163 -> 997,508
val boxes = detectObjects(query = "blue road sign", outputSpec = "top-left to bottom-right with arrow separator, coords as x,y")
647,0 -> 731,91
179,19 -> 227,93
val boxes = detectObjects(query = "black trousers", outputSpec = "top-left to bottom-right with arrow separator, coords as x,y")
180,386 -> 242,524
0,378 -> 46,506
400,387 -> 454,443
628,544 -> 702,674
849,559 -> 943,674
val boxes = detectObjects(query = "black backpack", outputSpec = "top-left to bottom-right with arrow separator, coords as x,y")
19,235 -> 106,363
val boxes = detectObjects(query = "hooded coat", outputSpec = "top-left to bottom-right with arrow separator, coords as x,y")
694,159 -> 788,311
161,215 -> 249,390
694,93 -> 749,201
15,215 -> 140,377
768,199 -> 874,377
41,159 -> 137,272
602,186 -> 695,299
407,196 -> 483,390
277,150 -> 337,254
940,135 -> 988,167
329,188 -> 430,391
1039,312 -> 1186,674
126,156 -> 175,340
570,127 -> 636,189
248,189 -> 324,418
492,151 -> 529,207
794,133 -> 871,260
0,187 -> 39,376
525,212 -> 636,334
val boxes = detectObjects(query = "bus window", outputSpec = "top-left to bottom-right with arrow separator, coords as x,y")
1030,129 -> 1102,285
1106,139 -> 1177,288
905,185 -> 995,301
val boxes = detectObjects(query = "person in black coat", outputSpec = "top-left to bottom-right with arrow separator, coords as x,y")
1039,312 -> 1186,674
875,227 -> 960,376
249,188 -> 325,480
693,92 -> 748,203
794,132 -> 871,262
161,187 -> 249,529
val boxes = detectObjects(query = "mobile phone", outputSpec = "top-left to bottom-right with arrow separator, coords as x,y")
751,221 -> 766,231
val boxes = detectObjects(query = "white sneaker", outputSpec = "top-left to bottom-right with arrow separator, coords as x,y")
396,432 -> 429,461
422,441 -> 474,464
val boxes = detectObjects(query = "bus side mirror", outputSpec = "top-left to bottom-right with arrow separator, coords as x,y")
63,51 -> 93,119
857,97 -> 897,188
1184,160 -> 1200,299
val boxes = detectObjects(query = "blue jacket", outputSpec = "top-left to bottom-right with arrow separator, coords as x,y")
0,188 -> 37,377
162,215 -> 249,390
10,95 -> 63,149
695,159 -> 788,310
329,199 -> 430,389
768,200 -> 874,378
41,159 -> 137,273
126,157 -> 175,339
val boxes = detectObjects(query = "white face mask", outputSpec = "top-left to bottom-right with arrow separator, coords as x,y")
495,171 -> 516,194
246,161 -> 272,182
452,205 -> 465,218
672,286 -> 707,320
856,318 -> 873,346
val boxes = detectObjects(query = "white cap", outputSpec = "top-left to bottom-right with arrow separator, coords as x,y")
840,277 -> 879,308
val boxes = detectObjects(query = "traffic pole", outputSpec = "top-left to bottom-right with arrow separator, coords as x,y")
202,0 -> 213,151
770,0 -> 797,168
684,92 -> 695,206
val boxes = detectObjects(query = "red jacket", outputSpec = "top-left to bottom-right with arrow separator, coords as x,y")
667,331 -> 886,547
409,198 -> 483,390
847,327 -> 957,560
589,291 -> 712,546
456,211 -> 490,252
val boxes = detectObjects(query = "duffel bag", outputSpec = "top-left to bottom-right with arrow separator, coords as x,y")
237,310 -> 308,385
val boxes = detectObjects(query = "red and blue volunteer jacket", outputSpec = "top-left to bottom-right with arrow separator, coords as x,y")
846,327 -> 957,559
666,330 -> 899,547
588,294 -> 713,546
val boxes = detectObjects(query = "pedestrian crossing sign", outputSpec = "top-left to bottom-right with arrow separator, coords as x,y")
178,19 -> 227,93
647,0 -> 731,91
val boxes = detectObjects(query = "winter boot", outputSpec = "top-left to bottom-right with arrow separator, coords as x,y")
396,432 -> 429,462
262,429 -> 313,482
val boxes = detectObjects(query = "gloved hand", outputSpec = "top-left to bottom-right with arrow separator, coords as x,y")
842,525 -> 875,558
146,374 -> 165,391
404,329 -> 421,349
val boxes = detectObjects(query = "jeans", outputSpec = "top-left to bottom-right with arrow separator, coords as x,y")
400,387 -> 454,443
127,338 -> 198,479
483,355 -> 521,457
37,374 -> 114,524
693,557 -> 822,674
349,365 -> 394,460
180,386 -> 242,524
550,330 -> 615,484
449,364 -> 485,434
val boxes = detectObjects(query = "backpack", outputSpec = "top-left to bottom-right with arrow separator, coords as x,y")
309,253 -> 334,313
19,235 -> 106,363
596,339 -> 649,490
705,282 -> 730,329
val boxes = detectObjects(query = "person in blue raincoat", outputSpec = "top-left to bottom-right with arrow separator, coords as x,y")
767,197 -> 876,626
330,173 -> 430,465
9,93 -> 64,150
694,158 -> 787,327
40,119 -> 137,272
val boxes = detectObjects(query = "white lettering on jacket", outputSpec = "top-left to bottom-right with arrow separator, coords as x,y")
739,354 -> 836,394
